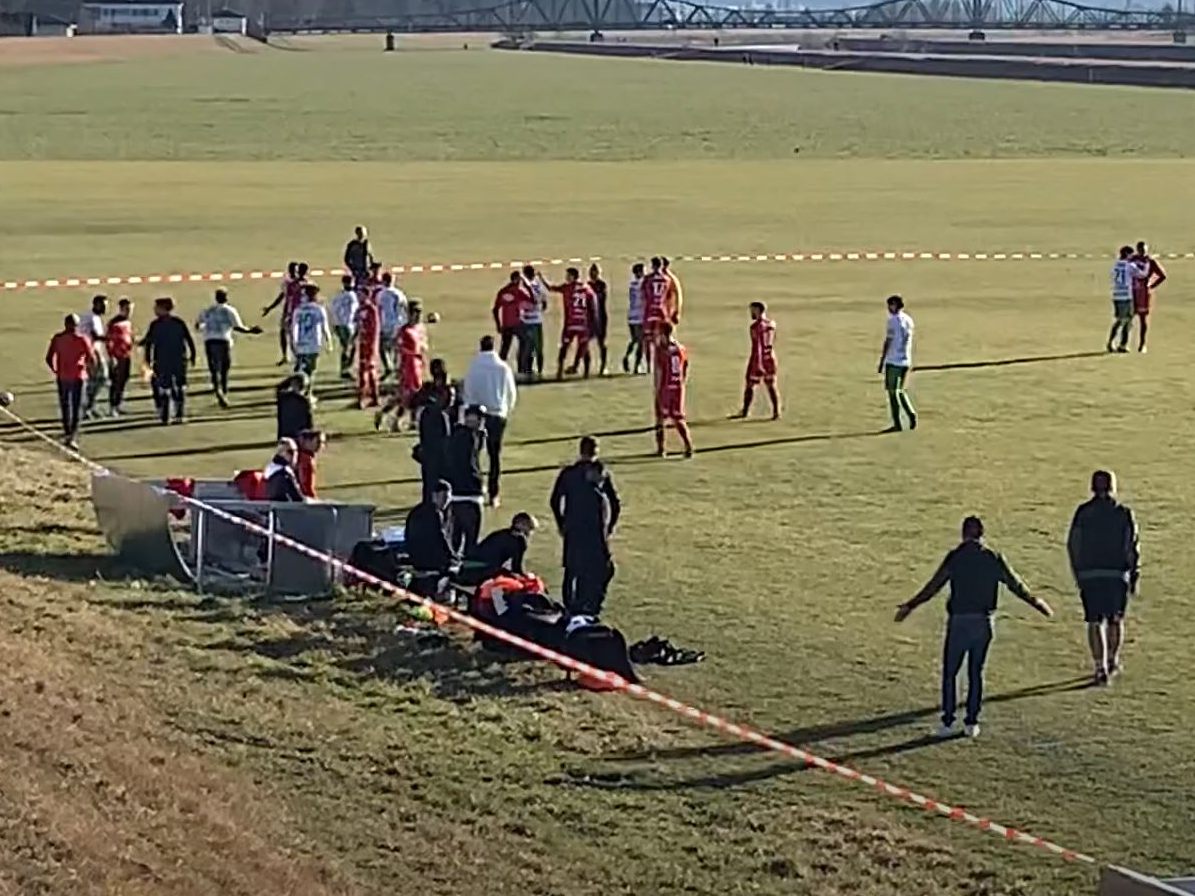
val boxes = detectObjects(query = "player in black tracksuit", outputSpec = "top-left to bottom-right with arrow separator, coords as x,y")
550,437 -> 621,615
142,297 -> 196,425
445,405 -> 487,557
414,360 -> 455,501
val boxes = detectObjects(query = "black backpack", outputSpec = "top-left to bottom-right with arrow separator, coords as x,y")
564,623 -> 640,688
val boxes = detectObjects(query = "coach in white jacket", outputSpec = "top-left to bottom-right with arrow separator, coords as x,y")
463,334 -> 518,507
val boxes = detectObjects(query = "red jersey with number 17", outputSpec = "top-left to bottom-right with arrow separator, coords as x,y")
640,271 -> 670,326
748,317 -> 778,378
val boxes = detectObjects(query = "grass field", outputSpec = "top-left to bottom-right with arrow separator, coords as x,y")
2,34 -> 1194,896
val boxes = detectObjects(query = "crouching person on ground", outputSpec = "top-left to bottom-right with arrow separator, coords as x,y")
264,438 -> 306,502
457,512 -> 538,587
403,479 -> 461,595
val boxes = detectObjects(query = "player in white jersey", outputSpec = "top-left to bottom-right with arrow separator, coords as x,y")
878,294 -> 917,433
519,264 -> 549,380
291,284 -> 332,389
329,274 -> 360,380
1107,245 -> 1141,354
376,272 -> 408,381
196,288 -> 262,406
622,262 -> 647,375
78,294 -> 109,418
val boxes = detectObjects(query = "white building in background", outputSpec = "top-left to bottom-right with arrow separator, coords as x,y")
211,8 -> 248,32
78,0 -> 184,33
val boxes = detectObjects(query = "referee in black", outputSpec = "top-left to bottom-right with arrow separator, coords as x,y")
895,516 -> 1053,739
142,297 -> 196,425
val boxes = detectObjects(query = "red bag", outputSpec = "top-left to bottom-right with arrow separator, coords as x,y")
232,469 -> 266,501
164,477 -> 194,520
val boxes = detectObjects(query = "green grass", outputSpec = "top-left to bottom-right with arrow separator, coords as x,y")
2,38 -> 1194,895
2,40 -> 1195,161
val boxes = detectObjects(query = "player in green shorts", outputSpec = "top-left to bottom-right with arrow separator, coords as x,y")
878,294 -> 917,432
1107,245 -> 1138,353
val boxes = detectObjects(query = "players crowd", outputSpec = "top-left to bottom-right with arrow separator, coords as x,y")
37,226 -> 1168,732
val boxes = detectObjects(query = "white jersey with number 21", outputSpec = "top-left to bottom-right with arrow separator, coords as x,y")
1110,259 -> 1138,302
292,303 -> 329,355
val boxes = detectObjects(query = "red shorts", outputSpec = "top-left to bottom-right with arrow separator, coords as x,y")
642,319 -> 665,340
655,389 -> 686,421
746,359 -> 778,387
400,363 -> 422,400
1133,294 -> 1151,315
561,327 -> 591,346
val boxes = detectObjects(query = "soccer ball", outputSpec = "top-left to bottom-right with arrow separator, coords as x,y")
0,391 -> 13,407
427,312 -> 441,324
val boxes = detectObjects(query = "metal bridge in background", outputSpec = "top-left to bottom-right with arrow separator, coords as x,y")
270,0 -> 1193,35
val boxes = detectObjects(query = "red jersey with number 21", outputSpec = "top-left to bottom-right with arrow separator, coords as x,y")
655,340 -> 688,419
556,283 -> 596,337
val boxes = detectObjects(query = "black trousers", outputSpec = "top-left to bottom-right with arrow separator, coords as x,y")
564,544 -> 614,617
56,379 -> 83,437
941,614 -> 994,727
450,501 -> 483,557
498,326 -> 523,362
152,366 -> 187,423
419,448 -> 446,502
204,339 -> 232,394
108,357 -> 131,409
483,413 -> 507,500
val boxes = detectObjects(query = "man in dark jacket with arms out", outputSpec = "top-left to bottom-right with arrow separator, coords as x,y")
896,515 -> 1053,739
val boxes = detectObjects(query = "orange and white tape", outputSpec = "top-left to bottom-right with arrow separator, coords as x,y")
0,403 -> 1097,865
5,249 -> 1192,293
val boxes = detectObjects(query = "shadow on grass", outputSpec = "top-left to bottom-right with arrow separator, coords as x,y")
916,351 -> 1105,373
328,430 -> 885,494
607,676 -> 1092,764
179,594 -> 569,700
558,734 -> 958,793
0,550 -> 125,582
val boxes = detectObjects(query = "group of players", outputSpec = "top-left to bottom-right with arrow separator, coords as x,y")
261,247 -> 784,458
397,253 -> 781,456
40,230 -> 792,455
1106,240 -> 1167,354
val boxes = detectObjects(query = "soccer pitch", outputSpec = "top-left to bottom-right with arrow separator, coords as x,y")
1,34 -> 1194,895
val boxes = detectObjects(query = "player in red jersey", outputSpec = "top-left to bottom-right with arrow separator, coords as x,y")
355,289 -> 381,409
733,301 -> 780,420
549,267 -> 597,380
639,256 -> 671,371
653,322 -> 694,458
661,256 -> 683,325
261,261 -> 306,366
1130,240 -> 1167,354
105,297 -> 136,416
375,303 -> 427,431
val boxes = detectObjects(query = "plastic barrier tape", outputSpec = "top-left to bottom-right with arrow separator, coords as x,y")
0,404 -> 1097,866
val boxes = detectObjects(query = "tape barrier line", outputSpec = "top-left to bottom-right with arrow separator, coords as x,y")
6,249 -> 1194,293
0,405 -> 1097,866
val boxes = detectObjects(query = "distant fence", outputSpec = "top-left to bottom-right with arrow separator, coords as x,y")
503,38 -> 1195,90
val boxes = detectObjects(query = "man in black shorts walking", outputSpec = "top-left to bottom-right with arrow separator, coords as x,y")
1067,470 -> 1140,686
143,297 -> 196,425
